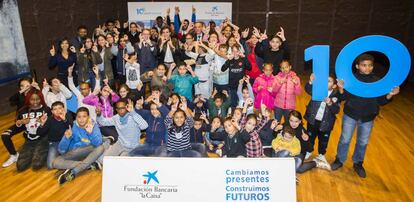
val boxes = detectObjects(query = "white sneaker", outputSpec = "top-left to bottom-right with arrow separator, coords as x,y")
316,154 -> 327,164
2,153 -> 19,168
305,152 -> 312,160
216,149 -> 223,157
313,158 -> 331,171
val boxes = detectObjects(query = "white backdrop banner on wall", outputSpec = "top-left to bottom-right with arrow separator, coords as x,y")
102,157 -> 296,202
127,2 -> 232,28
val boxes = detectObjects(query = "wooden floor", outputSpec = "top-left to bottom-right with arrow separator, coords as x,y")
0,80 -> 414,202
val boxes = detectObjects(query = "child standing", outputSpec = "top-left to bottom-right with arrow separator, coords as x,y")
185,41 -> 215,99
167,62 -> 199,101
304,73 -> 341,165
124,53 -> 144,99
221,45 -> 251,107
237,76 -> 255,115
273,60 -> 301,122
212,44 -> 229,92
331,54 -> 400,178
253,63 -> 276,110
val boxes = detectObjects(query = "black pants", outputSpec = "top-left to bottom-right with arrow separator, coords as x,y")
100,126 -> 119,143
307,121 -> 331,155
1,125 -> 24,155
16,136 -> 49,171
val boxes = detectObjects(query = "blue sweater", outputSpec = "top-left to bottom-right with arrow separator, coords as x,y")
168,74 -> 199,101
58,120 -> 102,154
136,105 -> 169,146
97,110 -> 148,149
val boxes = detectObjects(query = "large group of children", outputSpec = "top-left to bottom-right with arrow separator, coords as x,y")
1,7 -> 400,186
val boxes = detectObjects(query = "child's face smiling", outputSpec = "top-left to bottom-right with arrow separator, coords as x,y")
280,62 -> 291,73
356,60 -> 374,75
173,111 -> 186,127
29,94 -> 41,109
212,118 -> 221,129
244,118 -> 256,133
224,120 -> 236,135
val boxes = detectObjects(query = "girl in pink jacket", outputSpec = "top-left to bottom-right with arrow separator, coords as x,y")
83,85 -> 120,118
253,63 -> 277,110
273,60 -> 301,122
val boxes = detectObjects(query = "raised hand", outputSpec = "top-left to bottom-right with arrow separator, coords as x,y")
80,44 -> 86,54
302,129 -> 309,141
68,63 -> 75,76
64,125 -> 72,138
85,122 -> 94,134
92,65 -> 99,76
241,28 -> 249,38
389,86 -> 400,96
309,73 -> 315,83
42,78 -> 49,88
126,99 -> 134,112
222,90 -> 229,97
135,97 -> 144,110
92,45 -> 98,52
49,45 -> 56,56
38,113 -> 48,125
276,27 -> 286,41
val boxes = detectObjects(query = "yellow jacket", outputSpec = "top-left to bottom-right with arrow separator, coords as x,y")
272,134 -> 301,156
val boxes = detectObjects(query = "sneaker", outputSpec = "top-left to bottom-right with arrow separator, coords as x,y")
54,169 -> 66,179
353,162 -> 366,178
103,136 -> 115,145
58,169 -> 75,185
89,161 -> 102,171
316,154 -> 328,164
331,158 -> 343,171
313,158 -> 331,171
2,153 -> 19,168
215,149 -> 223,157
305,152 -> 312,160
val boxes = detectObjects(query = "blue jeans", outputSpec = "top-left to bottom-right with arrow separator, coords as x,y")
336,114 -> 374,164
129,144 -> 167,157
47,142 -> 59,169
167,150 -> 202,157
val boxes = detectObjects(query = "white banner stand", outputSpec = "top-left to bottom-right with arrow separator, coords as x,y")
102,157 -> 296,202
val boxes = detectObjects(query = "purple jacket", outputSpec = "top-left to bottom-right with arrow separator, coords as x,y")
83,93 -> 120,118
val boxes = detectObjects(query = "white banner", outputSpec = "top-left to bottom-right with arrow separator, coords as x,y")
127,2 -> 232,28
102,157 -> 296,202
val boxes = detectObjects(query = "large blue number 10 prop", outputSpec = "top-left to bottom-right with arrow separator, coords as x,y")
305,35 -> 411,101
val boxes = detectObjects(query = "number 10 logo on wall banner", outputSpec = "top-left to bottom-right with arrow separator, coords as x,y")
305,35 -> 411,101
